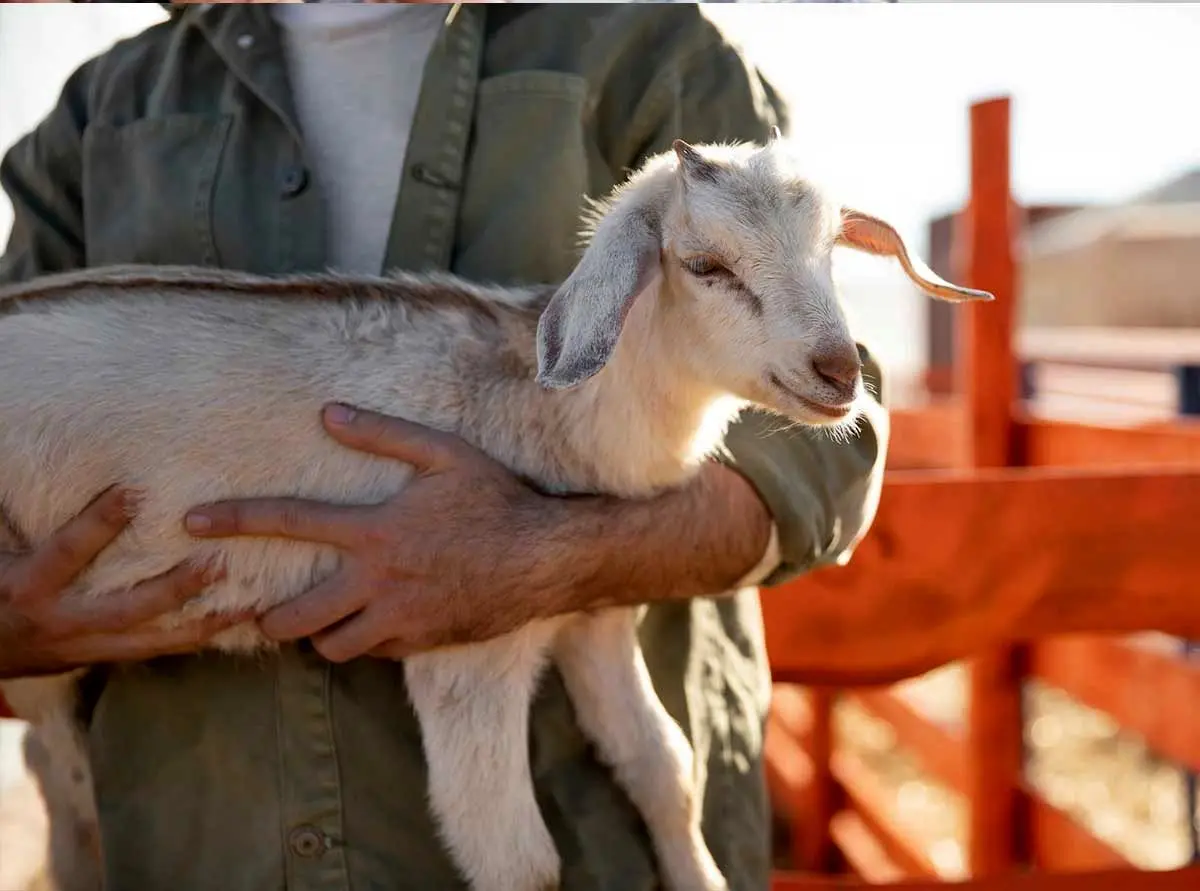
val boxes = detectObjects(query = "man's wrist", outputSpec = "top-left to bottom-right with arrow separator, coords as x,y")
526,492 -> 634,615
735,520 -> 781,588
706,461 -> 777,583
524,461 -> 777,619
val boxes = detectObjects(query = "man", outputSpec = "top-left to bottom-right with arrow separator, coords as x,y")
0,3 -> 888,890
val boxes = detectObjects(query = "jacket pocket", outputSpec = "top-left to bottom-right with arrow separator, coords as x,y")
82,113 -> 232,268
454,71 -> 592,287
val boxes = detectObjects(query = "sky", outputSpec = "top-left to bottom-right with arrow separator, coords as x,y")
0,2 -> 1198,377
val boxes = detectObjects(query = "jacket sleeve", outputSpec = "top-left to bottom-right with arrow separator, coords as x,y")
0,60 -> 95,285
607,18 -> 890,587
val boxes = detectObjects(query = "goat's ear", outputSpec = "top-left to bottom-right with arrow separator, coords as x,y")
837,208 -> 994,303
535,200 -> 663,390
673,139 -> 721,184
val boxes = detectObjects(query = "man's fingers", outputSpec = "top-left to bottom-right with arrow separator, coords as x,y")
21,486 -> 133,595
82,560 -> 223,633
368,641 -> 411,661
322,404 -> 463,472
311,608 -> 393,663
184,497 -> 365,547
67,609 -> 255,666
257,573 -> 367,643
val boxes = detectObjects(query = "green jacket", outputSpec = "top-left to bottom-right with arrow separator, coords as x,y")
0,4 -> 886,890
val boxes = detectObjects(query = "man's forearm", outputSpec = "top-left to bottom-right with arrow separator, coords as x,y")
538,462 -> 774,616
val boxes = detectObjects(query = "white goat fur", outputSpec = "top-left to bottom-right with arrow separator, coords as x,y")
0,139 -> 988,891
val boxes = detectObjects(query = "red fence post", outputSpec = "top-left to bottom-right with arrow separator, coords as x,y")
959,95 -> 1019,472
957,95 -> 1031,877
795,687 -> 838,872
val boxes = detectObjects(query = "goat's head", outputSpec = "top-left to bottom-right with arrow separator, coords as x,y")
536,137 -> 991,427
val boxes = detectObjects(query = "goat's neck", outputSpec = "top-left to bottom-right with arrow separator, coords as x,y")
545,290 -> 745,498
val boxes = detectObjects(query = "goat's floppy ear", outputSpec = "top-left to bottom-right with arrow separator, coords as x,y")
837,208 -> 994,303
536,198 -> 663,390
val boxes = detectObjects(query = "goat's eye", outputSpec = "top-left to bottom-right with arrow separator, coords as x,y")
682,255 -> 727,277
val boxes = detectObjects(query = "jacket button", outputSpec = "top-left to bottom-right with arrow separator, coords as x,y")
288,825 -> 327,858
280,166 -> 309,198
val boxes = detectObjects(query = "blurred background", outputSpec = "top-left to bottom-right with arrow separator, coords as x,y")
1,3 -> 1199,889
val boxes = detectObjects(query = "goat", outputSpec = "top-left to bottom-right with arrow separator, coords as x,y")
0,137 -> 990,891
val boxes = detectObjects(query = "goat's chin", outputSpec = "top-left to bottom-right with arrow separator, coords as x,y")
799,403 -> 864,435
754,374 -> 863,433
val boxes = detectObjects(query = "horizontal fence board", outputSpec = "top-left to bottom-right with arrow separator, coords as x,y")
762,468 -> 1200,687
1031,635 -> 1200,772
1026,791 -> 1131,873
769,865 -> 1200,890
887,409 -> 1200,473
831,750 -> 943,878
830,810 -> 910,883
1021,417 -> 1200,467
848,686 -> 1131,872
851,689 -> 968,793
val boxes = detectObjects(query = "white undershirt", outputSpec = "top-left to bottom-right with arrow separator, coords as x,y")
271,2 -> 446,274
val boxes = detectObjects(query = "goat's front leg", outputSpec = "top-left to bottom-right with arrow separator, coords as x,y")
554,608 -> 728,891
404,618 -> 564,891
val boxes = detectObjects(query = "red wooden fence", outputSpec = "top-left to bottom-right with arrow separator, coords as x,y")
763,95 -> 1200,889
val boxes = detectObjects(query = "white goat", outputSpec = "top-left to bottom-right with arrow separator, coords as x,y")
0,138 -> 989,891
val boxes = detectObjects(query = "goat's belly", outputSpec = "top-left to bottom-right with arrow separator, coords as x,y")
0,401 -> 417,650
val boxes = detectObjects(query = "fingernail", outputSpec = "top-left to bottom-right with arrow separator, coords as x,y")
106,487 -> 142,522
201,563 -> 227,585
185,513 -> 212,534
325,404 -> 356,426
119,489 -> 143,519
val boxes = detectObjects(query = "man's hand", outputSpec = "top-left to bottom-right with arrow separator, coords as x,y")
0,486 -> 245,680
185,404 -> 774,663
185,404 -> 573,662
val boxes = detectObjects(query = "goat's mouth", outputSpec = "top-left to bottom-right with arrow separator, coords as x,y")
767,373 -> 855,420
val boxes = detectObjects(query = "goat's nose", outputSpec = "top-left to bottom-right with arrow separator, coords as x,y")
811,346 -> 863,398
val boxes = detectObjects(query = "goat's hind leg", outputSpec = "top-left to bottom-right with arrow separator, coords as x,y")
553,608 -> 728,891
1,673 -> 103,891
404,619 -> 563,891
